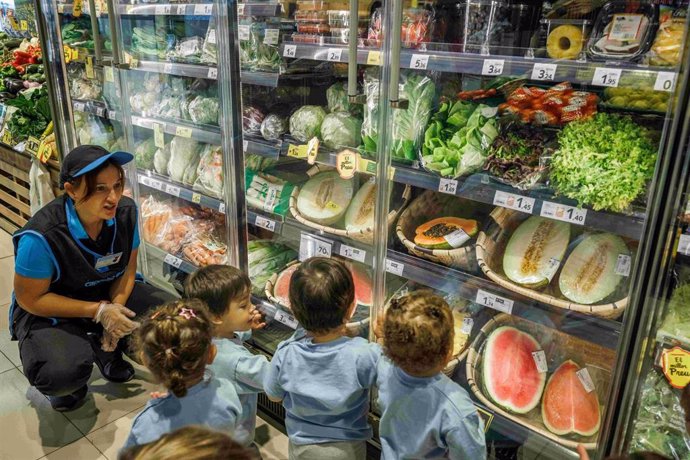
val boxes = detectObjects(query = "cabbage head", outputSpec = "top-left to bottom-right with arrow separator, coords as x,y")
261,113 -> 288,140
289,105 -> 326,142
320,112 -> 362,149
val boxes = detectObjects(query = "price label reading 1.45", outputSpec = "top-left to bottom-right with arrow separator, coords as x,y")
283,44 -> 297,58
164,253 -> 183,268
339,244 -> 366,263
410,54 -> 429,70
326,48 -> 343,62
540,201 -> 587,226
482,59 -> 504,76
592,67 -> 622,87
475,289 -> 514,314
493,190 -> 534,214
531,63 -> 557,81
438,178 -> 458,195
255,215 -> 276,232
274,310 -> 299,329
299,233 -> 332,261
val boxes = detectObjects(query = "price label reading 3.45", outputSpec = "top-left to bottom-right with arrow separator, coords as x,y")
482,59 -> 504,76
592,67 -> 622,87
475,289 -> 514,314
493,190 -> 534,214
531,63 -> 557,81
540,201 -> 587,225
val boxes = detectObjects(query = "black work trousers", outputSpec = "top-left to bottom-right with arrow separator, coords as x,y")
11,282 -> 174,397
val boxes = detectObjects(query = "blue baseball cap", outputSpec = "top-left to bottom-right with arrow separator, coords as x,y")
59,145 -> 133,189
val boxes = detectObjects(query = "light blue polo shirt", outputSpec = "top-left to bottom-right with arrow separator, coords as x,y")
123,376 -> 242,449
376,358 -> 487,460
210,335 -> 269,446
263,329 -> 382,445
14,197 -> 140,279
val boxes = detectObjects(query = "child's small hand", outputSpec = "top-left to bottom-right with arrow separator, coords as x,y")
149,391 -> 169,399
250,307 -> 267,331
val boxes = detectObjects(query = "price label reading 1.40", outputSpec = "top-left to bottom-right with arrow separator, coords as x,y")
410,54 -> 429,70
164,253 -> 183,268
592,67 -> 622,87
299,233 -> 332,261
438,178 -> 458,195
326,48 -> 343,62
275,310 -> 299,329
540,201 -> 587,226
255,215 -> 276,232
482,59 -> 504,76
283,44 -> 297,58
475,289 -> 514,314
339,244 -> 366,263
385,258 -> 405,277
493,190 -> 534,214
531,63 -> 557,81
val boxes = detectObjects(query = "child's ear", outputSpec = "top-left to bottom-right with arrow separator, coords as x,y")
345,299 -> 357,322
207,343 -> 217,365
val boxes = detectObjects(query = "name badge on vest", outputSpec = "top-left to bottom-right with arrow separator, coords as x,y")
95,252 -> 123,272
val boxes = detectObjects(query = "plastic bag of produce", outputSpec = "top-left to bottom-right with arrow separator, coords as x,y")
645,6 -> 686,67
140,195 -> 174,245
289,105 -> 326,142
194,144 -> 223,198
327,82 -> 351,113
245,169 -> 294,216
183,234 -> 228,266
320,112 -> 362,149
260,113 -> 288,140
188,96 -> 219,125
135,137 -> 157,170
362,67 -> 380,154
245,153 -> 277,172
182,158 -> 198,186
158,212 -> 195,254
390,71 -> 436,161
167,136 -> 201,182
201,18 -> 218,64
243,105 -> 265,133
248,240 -> 297,296
254,21 -> 283,72
155,94 -> 184,120
168,36 -> 204,63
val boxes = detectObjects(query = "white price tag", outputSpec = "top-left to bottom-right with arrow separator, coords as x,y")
679,234 -> 690,256
443,229 -> 470,248
164,253 -> 183,268
243,139 -> 248,151
540,201 -> 587,225
531,63 -> 557,81
149,179 -> 163,190
207,29 -> 217,44
592,67 -> 622,87
438,178 -> 458,195
255,215 -> 276,232
155,4 -> 171,14
283,44 -> 297,58
74,102 -> 85,112
493,191 -> 534,214
194,3 -> 211,14
139,176 -> 151,187
237,3 -> 245,16
326,48 -> 343,62
385,258 -> 405,276
615,254 -> 632,277
163,63 -> 173,74
475,289 -> 514,314
531,350 -> 548,373
655,71 -> 676,92
299,233 -> 332,261
482,59 -> 504,76
218,202 -> 226,214
339,244 -> 366,263
165,184 -> 180,197
461,317 -> 474,335
176,4 -> 185,14
275,310 -> 299,329
576,368 -> 596,393
264,28 -> 280,46
238,25 -> 250,41
208,67 -> 218,79
96,107 -> 106,118
410,54 -> 429,70
543,257 -> 561,281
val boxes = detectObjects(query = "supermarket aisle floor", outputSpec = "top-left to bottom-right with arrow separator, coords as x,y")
0,229 -> 290,460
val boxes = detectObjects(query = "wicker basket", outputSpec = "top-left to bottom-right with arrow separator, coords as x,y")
396,190 -> 492,272
476,207 -> 631,318
466,313 -> 614,451
289,165 -> 412,244
265,260 -> 371,335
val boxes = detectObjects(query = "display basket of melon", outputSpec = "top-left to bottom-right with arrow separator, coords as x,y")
466,313 -> 614,450
396,190 -> 491,272
289,165 -> 412,244
476,207 -> 635,318
265,259 -> 372,336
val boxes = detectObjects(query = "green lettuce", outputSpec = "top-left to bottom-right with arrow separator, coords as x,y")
320,112 -> 362,150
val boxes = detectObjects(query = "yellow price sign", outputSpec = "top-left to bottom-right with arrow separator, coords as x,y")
325,201 -> 340,211
367,51 -> 382,66
357,156 -> 377,175
175,126 -> 193,138
661,346 -> 690,389
20,20 -> 28,31
104,66 -> 114,82
25,136 -> 40,155
85,56 -> 95,79
8,16 -> 18,31
286,144 -> 308,158
306,137 -> 319,165
2,130 -> 13,146
37,140 -> 53,163
64,45 -> 79,63
153,122 -> 165,148
191,193 -> 202,204
73,0 -> 83,17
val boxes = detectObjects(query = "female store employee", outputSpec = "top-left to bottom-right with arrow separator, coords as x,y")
9,145 -> 172,411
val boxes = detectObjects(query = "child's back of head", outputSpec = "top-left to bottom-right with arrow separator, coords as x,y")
383,290 -> 454,376
184,264 -> 252,317
289,257 -> 355,334
135,299 -> 213,397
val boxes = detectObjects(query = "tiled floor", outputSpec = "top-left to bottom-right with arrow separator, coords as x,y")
0,229 -> 289,460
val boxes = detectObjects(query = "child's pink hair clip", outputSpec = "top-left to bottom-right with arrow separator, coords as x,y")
179,308 -> 197,320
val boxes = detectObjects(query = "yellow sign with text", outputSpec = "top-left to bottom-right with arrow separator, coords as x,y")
661,346 -> 690,389
286,143 -> 308,159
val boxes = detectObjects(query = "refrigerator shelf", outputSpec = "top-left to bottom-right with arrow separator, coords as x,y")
131,60 -> 218,80
130,115 -> 222,145
118,2 -> 213,16
57,2 -> 108,16
72,99 -> 119,121
144,241 -> 198,274
237,2 -> 281,18
136,169 -> 226,214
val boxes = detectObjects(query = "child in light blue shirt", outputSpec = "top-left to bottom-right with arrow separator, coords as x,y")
377,291 -> 487,460
263,257 -> 381,460
123,300 -> 242,449
184,265 -> 269,449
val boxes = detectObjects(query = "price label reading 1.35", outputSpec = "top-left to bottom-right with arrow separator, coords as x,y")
164,253 -> 183,268
476,289 -> 514,314
385,258 -> 405,277
438,178 -> 458,195
274,310 -> 299,329
493,190 -> 534,214
283,44 -> 297,58
339,244 -> 366,263
540,201 -> 587,226
299,233 -> 332,261
655,71 -> 677,92
255,215 -> 276,232
326,48 -> 343,62
410,54 -> 429,70
592,67 -> 622,87
482,59 -> 504,76
531,63 -> 557,81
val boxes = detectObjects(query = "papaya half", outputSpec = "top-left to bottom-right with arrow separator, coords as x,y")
413,217 -> 479,250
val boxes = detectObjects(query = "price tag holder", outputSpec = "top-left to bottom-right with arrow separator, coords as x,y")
25,136 -> 40,155
208,67 -> 218,79
218,202 -> 226,214
678,234 -> 690,256
385,258 -> 405,276
367,51 -> 381,65
655,71 -> 677,92
339,244 -> 366,263
299,233 -> 332,261
237,3 -> 245,15
274,309 -> 299,329
163,63 -> 173,74
164,253 -> 183,268
531,63 -> 557,81
482,59 -> 504,76
461,317 -> 473,335
165,184 -> 180,197
326,48 -> 343,62
96,107 -> 106,118
175,126 -> 193,138
20,20 -> 28,31
153,122 -> 165,148
264,29 -> 280,46
149,179 -> 163,191
2,129 -> 13,145
238,25 -> 250,41
531,350 -> 548,373
540,201 -> 587,226
74,101 -> 85,112
493,191 -> 534,214
192,193 -> 202,204
410,54 -> 429,70
283,44 -> 297,58
255,215 -> 276,232
155,4 -> 171,14
176,4 -> 186,14
592,67 -> 622,87
193,4 -> 211,14
576,368 -> 596,393
615,254 -> 632,277
438,178 -> 458,195
475,289 -> 514,314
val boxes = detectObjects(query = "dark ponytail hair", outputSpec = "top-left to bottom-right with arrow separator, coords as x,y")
134,299 -> 213,397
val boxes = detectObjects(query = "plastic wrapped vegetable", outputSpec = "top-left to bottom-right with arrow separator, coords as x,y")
167,136 -> 201,182
289,105 -> 326,142
327,82 -> 352,113
260,113 -> 287,140
135,137 -> 157,170
659,283 -> 690,339
194,145 -> 223,198
153,143 -> 171,175
245,169 -> 295,216
243,105 -> 265,133
320,112 -> 362,149
201,19 -> 218,64
188,96 -> 219,125
362,68 -> 380,154
391,72 -> 436,161
248,240 -> 298,296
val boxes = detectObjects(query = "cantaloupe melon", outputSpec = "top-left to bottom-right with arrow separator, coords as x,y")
344,179 -> 376,233
296,172 -> 354,225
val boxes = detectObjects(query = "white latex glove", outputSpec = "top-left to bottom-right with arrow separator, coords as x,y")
94,302 -> 140,338
101,330 -> 119,352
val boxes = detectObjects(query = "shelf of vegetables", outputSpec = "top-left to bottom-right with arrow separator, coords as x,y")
131,115 -> 222,145
118,3 -> 214,16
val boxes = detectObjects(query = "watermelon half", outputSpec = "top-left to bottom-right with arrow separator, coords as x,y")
542,360 -> 601,437
482,326 -> 546,414
273,263 -> 300,309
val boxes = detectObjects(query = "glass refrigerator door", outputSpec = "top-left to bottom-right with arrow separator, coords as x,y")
373,0 -> 690,459
113,0 -> 239,295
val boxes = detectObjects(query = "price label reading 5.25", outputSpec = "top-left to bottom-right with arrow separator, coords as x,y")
255,215 -> 276,232
482,59 -> 504,76
283,44 -> 297,58
339,244 -> 366,263
475,289 -> 514,314
326,48 -> 343,62
493,191 -> 534,214
540,201 -> 587,226
410,54 -> 429,70
592,67 -> 622,87
531,63 -> 557,81
438,178 -> 458,195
